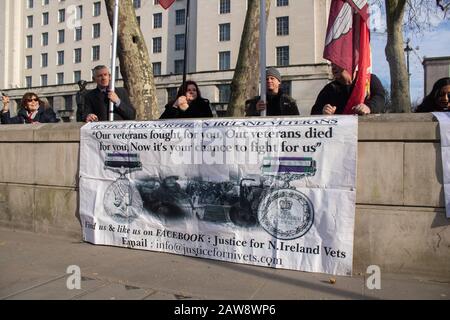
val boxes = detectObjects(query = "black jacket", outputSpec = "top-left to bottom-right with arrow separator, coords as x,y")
1,106 -> 59,124
245,92 -> 299,116
83,87 -> 136,121
311,74 -> 385,115
160,98 -> 213,119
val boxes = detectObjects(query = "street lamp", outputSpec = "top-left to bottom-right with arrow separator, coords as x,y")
404,38 -> 413,87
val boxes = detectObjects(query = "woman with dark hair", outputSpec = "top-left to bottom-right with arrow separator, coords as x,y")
415,77 -> 450,112
1,92 -> 59,124
160,80 -> 213,119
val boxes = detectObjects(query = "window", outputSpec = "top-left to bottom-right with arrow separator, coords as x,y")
26,56 -> 33,69
153,37 -> 162,53
219,51 -> 230,70
276,46 -> 289,66
136,16 -> 141,26
27,0 -> 33,9
27,16 -> 33,28
115,66 -> 121,80
74,71 -> 81,83
41,53 -> 48,67
218,84 -> 231,103
57,72 -> 64,85
26,76 -> 32,88
277,0 -> 289,6
26,35 -> 33,48
58,9 -> 65,23
219,0 -> 230,14
42,32 -> 48,46
43,0 -> 49,5
276,17 -> 289,36
175,34 -> 185,51
74,48 -> 82,63
153,13 -> 162,28
92,45 -> 100,61
167,87 -> 178,101
58,29 -> 65,44
57,51 -> 64,65
176,9 -> 185,25
152,62 -> 161,76
133,0 -> 141,9
174,60 -> 184,74
64,95 -> 73,110
93,2 -> 101,17
42,12 -> 49,25
92,23 -> 101,38
41,74 -> 48,86
75,27 -> 82,41
219,23 -> 230,42
281,80 -> 292,96
76,5 -> 83,19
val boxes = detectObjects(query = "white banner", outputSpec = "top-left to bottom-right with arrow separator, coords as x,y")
80,116 -> 358,276
433,112 -> 450,218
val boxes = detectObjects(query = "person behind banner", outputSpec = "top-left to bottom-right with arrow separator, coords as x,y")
159,80 -> 213,119
83,65 -> 136,122
311,63 -> 385,116
245,67 -> 299,116
1,92 -> 59,124
415,77 -> 450,113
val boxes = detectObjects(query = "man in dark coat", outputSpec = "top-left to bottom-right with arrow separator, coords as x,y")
83,65 -> 136,122
245,67 -> 299,116
310,63 -> 385,115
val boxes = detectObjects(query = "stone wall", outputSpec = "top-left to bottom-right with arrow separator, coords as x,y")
0,114 -> 448,278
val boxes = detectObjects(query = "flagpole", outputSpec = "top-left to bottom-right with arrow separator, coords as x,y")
259,0 -> 267,116
182,0 -> 191,91
109,0 -> 119,122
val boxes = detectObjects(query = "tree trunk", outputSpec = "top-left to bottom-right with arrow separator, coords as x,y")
104,0 -> 159,120
384,0 -> 411,113
226,0 -> 271,117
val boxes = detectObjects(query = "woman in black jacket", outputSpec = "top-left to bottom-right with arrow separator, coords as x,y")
415,77 -> 450,113
160,80 -> 213,119
1,92 -> 59,124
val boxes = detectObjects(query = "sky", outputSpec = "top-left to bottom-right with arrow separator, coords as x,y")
369,4 -> 450,105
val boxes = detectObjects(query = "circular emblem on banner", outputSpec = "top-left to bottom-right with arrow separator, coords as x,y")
104,178 -> 143,222
258,189 -> 314,240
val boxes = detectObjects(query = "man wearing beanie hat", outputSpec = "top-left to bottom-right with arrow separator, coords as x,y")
245,67 -> 299,116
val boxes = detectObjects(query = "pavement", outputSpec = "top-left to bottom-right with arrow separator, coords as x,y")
0,227 -> 449,301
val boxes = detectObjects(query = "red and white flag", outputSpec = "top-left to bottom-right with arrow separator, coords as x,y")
324,0 -> 371,114
159,0 -> 175,10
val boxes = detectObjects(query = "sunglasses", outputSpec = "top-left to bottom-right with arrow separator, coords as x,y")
26,98 -> 38,102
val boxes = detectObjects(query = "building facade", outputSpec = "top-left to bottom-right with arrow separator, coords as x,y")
0,0 -> 332,119
423,56 -> 450,96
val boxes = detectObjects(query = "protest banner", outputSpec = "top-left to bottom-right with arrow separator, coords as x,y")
80,116 -> 357,275
433,112 -> 450,218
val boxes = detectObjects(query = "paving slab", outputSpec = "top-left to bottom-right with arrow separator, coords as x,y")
1,228 -> 449,301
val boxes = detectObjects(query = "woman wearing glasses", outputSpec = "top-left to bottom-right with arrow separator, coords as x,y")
1,92 -> 59,124
415,77 -> 450,113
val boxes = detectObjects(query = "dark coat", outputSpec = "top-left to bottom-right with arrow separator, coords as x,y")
310,74 -> 385,115
83,87 -> 136,121
245,92 -> 299,116
1,106 -> 59,124
160,98 -> 213,119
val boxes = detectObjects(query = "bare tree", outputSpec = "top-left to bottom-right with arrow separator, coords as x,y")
436,0 -> 450,12
226,0 -> 271,117
384,0 -> 411,112
104,0 -> 159,120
